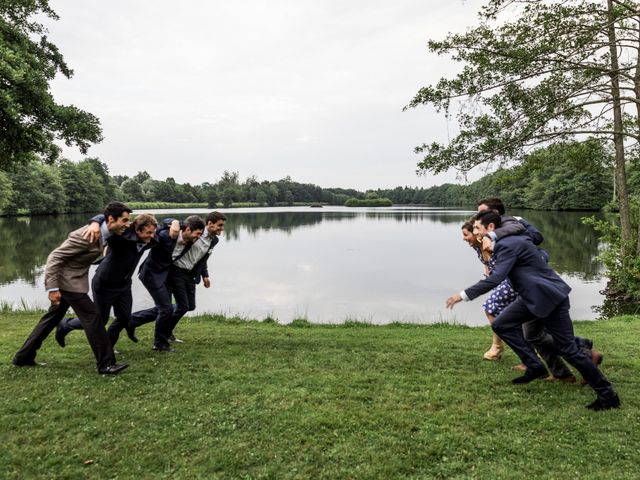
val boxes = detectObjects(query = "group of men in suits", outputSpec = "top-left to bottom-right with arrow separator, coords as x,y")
446,206 -> 621,411
11,202 -> 226,375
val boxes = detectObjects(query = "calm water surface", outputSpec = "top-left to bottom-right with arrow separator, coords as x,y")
0,206 -> 607,325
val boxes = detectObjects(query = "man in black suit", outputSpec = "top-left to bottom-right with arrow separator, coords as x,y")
130,215 -> 205,352
55,213 -> 162,348
164,211 -> 226,342
446,210 -> 620,410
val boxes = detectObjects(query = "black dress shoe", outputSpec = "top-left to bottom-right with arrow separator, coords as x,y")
55,325 -> 68,348
98,363 -> 129,375
586,394 -> 620,411
12,357 -> 44,367
125,325 -> 138,343
512,367 -> 548,384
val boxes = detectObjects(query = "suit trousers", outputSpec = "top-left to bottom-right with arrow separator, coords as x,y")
167,267 -> 196,335
492,297 -> 616,400
14,290 -> 116,371
61,280 -> 133,347
522,319 -> 593,378
130,283 -> 173,349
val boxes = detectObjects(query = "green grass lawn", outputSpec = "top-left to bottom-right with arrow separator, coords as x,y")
1,313 -> 639,479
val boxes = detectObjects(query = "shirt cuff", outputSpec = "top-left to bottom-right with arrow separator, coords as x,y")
459,290 -> 469,301
46,288 -> 60,292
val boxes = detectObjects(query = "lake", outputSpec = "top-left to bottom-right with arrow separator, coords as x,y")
0,206 -> 609,326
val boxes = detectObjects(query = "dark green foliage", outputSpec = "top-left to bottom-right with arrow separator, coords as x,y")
344,197 -> 393,207
583,215 -> 640,299
4,159 -> 65,214
120,177 -> 146,202
0,140 -> 615,216
0,0 -> 102,168
0,170 -> 13,210
373,141 -> 613,210
58,159 -> 105,213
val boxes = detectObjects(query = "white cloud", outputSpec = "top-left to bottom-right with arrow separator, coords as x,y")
47,0 -> 482,189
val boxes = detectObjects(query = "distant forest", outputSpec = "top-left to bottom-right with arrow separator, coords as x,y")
0,140 -> 630,216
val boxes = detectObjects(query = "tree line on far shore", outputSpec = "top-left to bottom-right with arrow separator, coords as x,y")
0,138 -> 624,216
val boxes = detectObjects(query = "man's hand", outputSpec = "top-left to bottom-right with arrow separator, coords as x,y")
169,220 -> 180,239
48,290 -> 61,305
82,222 -> 101,243
481,236 -> 493,253
203,277 -> 211,288
446,293 -> 462,309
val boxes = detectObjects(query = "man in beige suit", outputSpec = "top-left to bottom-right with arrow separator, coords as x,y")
12,202 -> 132,374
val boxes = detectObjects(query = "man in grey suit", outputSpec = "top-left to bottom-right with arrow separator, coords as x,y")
12,202 -> 131,375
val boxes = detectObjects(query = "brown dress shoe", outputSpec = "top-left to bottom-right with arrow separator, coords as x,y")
591,350 -> 603,365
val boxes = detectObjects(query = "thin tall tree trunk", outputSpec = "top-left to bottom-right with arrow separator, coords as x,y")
634,14 -> 640,255
607,0 -> 632,252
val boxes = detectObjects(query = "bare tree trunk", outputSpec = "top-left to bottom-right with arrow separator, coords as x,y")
608,0 -> 632,252
634,14 -> 640,255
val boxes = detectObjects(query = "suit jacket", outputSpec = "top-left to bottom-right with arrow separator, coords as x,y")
94,228 -> 156,288
44,226 -> 102,293
464,235 -> 571,318
138,227 -> 180,289
495,216 -> 544,245
494,216 -> 548,262
189,234 -> 219,284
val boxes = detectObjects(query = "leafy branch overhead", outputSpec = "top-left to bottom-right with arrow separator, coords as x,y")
0,0 -> 102,168
407,0 -> 640,173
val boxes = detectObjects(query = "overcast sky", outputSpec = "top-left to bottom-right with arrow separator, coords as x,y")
47,0 -> 482,190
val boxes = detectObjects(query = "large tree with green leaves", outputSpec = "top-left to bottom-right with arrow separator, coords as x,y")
407,0 -> 639,248
0,0 -> 102,169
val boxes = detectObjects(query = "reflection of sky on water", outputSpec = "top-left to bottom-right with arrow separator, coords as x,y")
0,207 -> 606,325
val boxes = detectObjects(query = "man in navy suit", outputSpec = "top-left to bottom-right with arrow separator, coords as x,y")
55,213 -> 161,348
476,197 -> 598,380
165,211 -> 226,342
130,215 -> 205,352
446,209 -> 620,411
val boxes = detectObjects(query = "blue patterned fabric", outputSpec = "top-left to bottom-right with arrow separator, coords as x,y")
482,279 -> 518,315
472,245 -> 518,316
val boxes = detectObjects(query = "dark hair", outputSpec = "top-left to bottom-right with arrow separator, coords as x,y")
184,215 -> 205,232
206,211 -> 227,224
132,213 -> 158,232
461,221 -> 474,232
476,197 -> 505,215
475,209 -> 502,229
104,201 -> 132,220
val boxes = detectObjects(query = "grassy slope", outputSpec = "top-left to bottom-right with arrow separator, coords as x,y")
1,313 -> 639,479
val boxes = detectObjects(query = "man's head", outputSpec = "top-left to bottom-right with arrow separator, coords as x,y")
206,211 -> 226,237
476,197 -> 506,215
132,214 -> 158,243
473,209 -> 502,237
104,201 -> 132,235
182,215 -> 205,243
461,221 -> 477,247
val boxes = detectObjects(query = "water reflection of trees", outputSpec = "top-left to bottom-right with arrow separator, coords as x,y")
0,208 -> 602,285
509,210 -> 602,280
0,215 -> 87,285
381,209 -> 603,279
